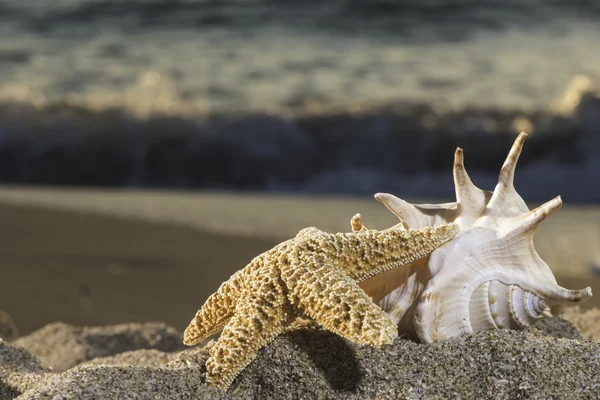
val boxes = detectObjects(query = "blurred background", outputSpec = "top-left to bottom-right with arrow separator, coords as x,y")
0,0 -> 599,200
0,0 -> 599,336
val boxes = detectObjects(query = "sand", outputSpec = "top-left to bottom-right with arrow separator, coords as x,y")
0,196 -> 274,335
12,322 -> 185,371
0,187 -> 599,398
1,317 -> 599,399
562,307 -> 600,342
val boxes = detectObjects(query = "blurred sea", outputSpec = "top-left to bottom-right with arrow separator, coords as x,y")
1,0 -> 600,202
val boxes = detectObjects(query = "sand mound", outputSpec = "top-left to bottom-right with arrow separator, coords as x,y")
0,312 -> 18,342
81,348 -> 180,368
12,322 -> 185,371
1,315 -> 599,399
14,364 -> 220,400
562,306 -> 600,342
0,339 -> 49,398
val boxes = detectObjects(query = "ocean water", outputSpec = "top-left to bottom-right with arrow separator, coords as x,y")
1,0 -> 600,202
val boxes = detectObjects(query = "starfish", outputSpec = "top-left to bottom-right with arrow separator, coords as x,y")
183,215 -> 458,390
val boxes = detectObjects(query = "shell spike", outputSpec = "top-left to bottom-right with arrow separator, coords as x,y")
453,147 -> 478,202
375,192 -> 458,230
488,132 -> 527,209
453,147 -> 486,227
542,284 -> 593,304
374,193 -> 412,227
510,195 -> 562,236
499,132 -> 527,188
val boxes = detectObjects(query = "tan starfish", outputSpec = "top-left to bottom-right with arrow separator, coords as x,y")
183,215 -> 458,390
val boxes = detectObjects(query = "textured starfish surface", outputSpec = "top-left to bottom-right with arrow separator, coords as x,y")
183,216 -> 458,390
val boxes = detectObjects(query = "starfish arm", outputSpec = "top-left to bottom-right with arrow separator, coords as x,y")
281,257 -> 398,347
302,223 -> 459,283
184,244 -> 293,346
183,269 -> 247,346
205,267 -> 296,391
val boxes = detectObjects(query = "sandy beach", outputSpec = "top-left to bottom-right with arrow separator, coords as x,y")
1,186 -> 600,398
0,186 -> 598,336
0,194 -> 273,336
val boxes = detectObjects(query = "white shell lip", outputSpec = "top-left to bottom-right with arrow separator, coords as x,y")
370,132 -> 593,343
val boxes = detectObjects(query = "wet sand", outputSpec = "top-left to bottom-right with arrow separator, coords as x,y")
0,187 -> 598,336
0,201 -> 275,336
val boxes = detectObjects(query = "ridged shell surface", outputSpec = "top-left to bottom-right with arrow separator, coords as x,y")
360,132 -> 592,343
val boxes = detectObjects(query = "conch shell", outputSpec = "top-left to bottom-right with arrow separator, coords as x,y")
359,132 -> 592,343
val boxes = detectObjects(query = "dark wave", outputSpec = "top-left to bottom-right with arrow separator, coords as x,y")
4,0 -> 600,37
0,93 -> 599,203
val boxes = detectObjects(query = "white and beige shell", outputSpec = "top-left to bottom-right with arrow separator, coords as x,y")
359,132 -> 592,343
